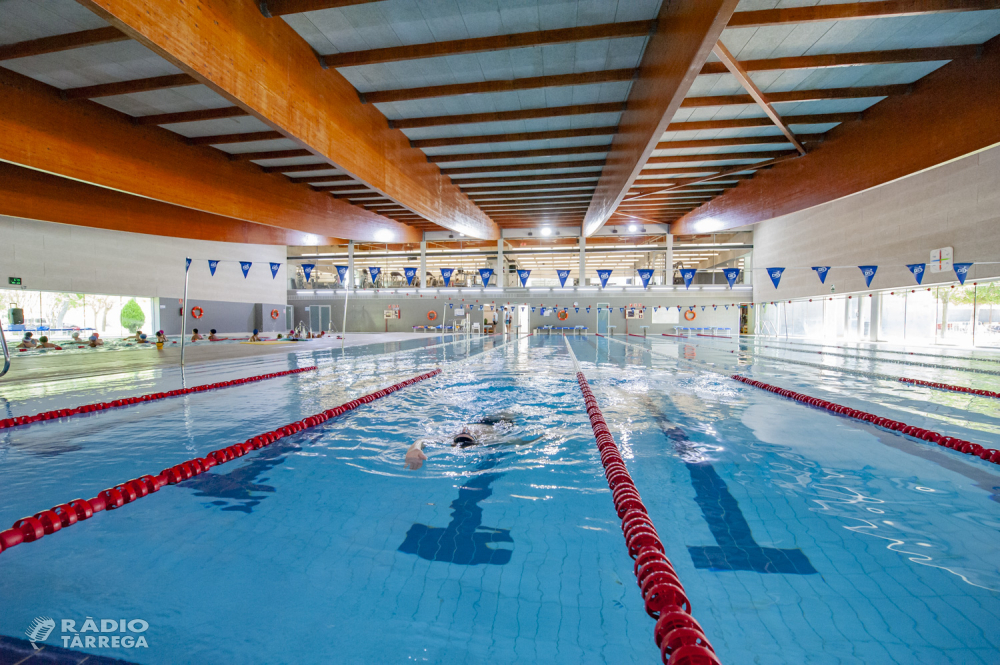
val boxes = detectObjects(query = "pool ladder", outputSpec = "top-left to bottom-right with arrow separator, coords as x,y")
0,316 -> 10,378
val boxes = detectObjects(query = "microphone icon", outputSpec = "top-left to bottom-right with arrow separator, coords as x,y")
25,617 -> 55,650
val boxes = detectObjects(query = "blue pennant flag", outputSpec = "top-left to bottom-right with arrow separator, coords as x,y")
518,269 -> 531,287
679,268 -> 697,289
440,268 -> 454,286
302,264 -> 315,282
334,265 -> 348,285
637,268 -> 654,289
725,304 -> 729,310
270,262 -> 281,279
597,269 -> 612,288
677,306 -> 682,311
369,266 -> 381,284
906,263 -> 926,285
208,260 -> 220,276
858,265 -> 877,288
479,268 -> 494,286
575,308 -> 579,313
531,307 -> 536,312
723,268 -> 740,288
619,307 -> 624,313
240,262 -> 252,279
185,258 -> 192,272
586,307 -> 591,313
767,267 -> 785,289
404,267 -> 417,285
449,303 -> 453,309
557,269 -> 571,287
812,266 -> 830,284
953,262 -> 973,285
701,306 -> 706,312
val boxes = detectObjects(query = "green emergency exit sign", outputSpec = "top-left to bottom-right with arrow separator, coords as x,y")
8,277 -> 21,285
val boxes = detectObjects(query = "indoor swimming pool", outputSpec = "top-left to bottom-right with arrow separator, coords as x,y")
0,334 -> 997,664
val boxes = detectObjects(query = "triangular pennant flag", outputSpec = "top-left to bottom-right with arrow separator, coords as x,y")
449,303 -> 453,309
597,269 -> 612,288
575,308 -> 579,313
240,262 -> 252,279
723,268 -> 740,288
586,307 -> 590,313
368,267 -> 381,285
518,269 -> 531,287
302,264 -> 315,282
440,268 -> 454,287
677,306 -> 682,311
637,268 -> 654,289
552,270 -> 568,287
270,262 -> 281,279
404,267 -> 417,285
479,268 -> 494,286
906,263 -> 925,285
701,306 -> 705,312
858,265 -> 878,288
953,262 -> 973,285
767,267 -> 785,289
812,266 -> 830,284
679,268 -> 696,289
185,257 -> 192,272
334,265 -> 348,285
713,305 -> 717,310
208,260 -> 220,276
725,304 -> 729,310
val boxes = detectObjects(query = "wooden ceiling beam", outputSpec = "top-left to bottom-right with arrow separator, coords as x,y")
0,67 -> 416,242
133,106 -> 249,125
323,21 -> 655,68
582,0 -> 739,236
668,112 -> 857,132
462,184 -> 597,194
277,165 -> 348,176
674,35 -> 1000,234
634,174 -> 755,184
629,154 -> 796,203
656,134 -> 822,151
390,102 -> 626,130
62,73 -> 198,99
453,173 -> 601,186
441,159 -> 606,175
82,0 -> 498,239
188,130 -> 285,145
311,184 -> 374,192
681,84 -> 910,108
229,149 -> 314,161
644,150 -> 797,165
699,45 -> 979,75
729,0 -> 1000,28
258,0 -> 386,17
430,145 -> 609,164
362,69 -> 636,104
411,126 -> 617,149
0,26 -> 128,60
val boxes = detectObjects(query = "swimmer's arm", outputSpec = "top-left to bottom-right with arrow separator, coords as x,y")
405,440 -> 429,470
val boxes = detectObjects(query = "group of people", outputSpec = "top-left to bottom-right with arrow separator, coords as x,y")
17,330 -> 107,350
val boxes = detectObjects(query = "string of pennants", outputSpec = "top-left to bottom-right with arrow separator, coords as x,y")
761,262 -> 985,289
185,258 -> 283,279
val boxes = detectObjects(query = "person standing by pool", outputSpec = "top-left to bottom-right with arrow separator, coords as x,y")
191,328 -> 203,342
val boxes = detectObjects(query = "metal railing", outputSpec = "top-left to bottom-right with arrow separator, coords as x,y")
0,317 -> 11,378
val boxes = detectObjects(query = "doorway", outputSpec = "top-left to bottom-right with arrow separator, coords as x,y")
596,302 -> 609,335
517,304 -> 530,336
309,305 -> 331,333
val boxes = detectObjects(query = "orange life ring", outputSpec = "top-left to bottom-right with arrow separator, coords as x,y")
557,310 -> 568,321
427,310 -> 437,321
270,309 -> 280,320
684,310 -> 696,321
191,306 -> 204,319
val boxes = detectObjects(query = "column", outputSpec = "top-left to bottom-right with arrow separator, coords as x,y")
419,239 -> 427,289
870,292 -> 882,342
496,237 -> 504,288
578,235 -> 586,286
347,240 -> 355,289
665,233 -> 673,286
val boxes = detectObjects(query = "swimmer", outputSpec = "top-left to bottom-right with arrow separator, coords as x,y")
88,334 -> 104,347
70,331 -> 82,343
37,336 -> 61,350
277,333 -> 283,339
316,330 -> 326,338
17,332 -> 37,349
191,328 -> 203,342
156,330 -> 167,344
405,413 -> 529,470
208,329 -> 220,341
137,333 -> 150,344
249,329 -> 261,342
133,329 -> 144,342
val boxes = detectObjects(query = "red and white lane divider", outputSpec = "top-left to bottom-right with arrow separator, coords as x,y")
564,340 -> 720,664
898,377 -> 999,399
0,369 -> 441,556
0,367 -> 317,430
731,375 -> 1000,466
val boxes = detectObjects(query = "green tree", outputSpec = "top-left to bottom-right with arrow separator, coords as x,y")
951,282 -> 1000,329
120,298 -> 146,333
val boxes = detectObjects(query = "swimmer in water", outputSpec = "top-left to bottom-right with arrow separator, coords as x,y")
249,329 -> 261,342
208,329 -> 220,341
405,413 -> 531,470
191,328 -> 203,342
137,333 -> 150,344
156,330 -> 167,344
37,336 -> 61,350
133,329 -> 144,342
70,331 -> 82,343
88,333 -> 104,347
17,332 -> 37,349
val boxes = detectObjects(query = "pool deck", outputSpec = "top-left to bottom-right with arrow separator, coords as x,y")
1,332 -> 452,386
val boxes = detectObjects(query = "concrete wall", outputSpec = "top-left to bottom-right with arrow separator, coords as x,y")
158,299 -> 288,335
0,215 -> 287,303
752,144 -> 1000,301
289,290 -> 744,335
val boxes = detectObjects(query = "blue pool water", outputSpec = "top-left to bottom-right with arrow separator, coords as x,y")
0,335 -> 998,664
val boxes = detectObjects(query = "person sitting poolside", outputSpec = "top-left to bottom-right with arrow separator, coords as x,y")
405,413 -> 532,470
37,336 -> 61,350
88,334 -> 104,347
190,328 -> 203,342
17,332 -> 37,349
208,329 -> 220,341
249,329 -> 261,342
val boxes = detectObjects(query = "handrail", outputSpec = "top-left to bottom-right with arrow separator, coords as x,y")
0,316 -> 11,378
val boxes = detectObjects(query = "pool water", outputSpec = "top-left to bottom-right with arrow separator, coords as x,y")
0,335 -> 997,664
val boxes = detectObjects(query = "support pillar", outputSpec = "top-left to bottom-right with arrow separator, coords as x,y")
665,234 -> 674,286
578,235 -> 586,286
347,240 -> 355,288
419,239 -> 427,288
497,237 -> 504,288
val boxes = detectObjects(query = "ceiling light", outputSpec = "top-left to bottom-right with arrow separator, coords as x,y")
628,224 -> 637,232
540,227 -> 552,236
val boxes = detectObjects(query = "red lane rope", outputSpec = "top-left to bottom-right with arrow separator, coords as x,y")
0,367 -> 317,430
898,376 -> 1000,399
661,334 -> 686,338
0,369 -> 441,556
695,334 -> 730,339
731,375 -> 1000,466
574,371 -> 721,665
628,333 -> 645,338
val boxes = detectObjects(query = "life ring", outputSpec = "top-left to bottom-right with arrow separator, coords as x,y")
270,309 -> 280,320
557,310 -> 568,321
684,310 -> 696,321
191,306 -> 204,319
427,311 -> 437,321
